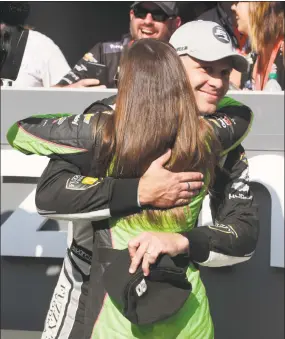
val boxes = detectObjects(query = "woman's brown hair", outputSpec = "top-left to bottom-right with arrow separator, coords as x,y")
249,2 -> 284,54
97,39 -> 220,228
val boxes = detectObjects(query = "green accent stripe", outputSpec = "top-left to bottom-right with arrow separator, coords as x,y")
31,113 -> 73,119
16,125 -> 86,155
7,113 -> 87,155
6,122 -> 28,153
217,96 -> 243,109
6,113 -> 73,153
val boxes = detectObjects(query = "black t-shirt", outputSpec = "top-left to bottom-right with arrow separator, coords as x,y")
57,34 -> 131,88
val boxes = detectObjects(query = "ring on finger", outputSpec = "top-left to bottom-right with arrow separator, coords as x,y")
187,182 -> 191,191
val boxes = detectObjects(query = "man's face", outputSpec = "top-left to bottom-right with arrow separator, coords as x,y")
180,56 -> 232,115
129,2 -> 181,42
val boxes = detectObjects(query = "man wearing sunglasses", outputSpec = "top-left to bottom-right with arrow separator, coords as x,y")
129,2 -> 181,41
54,1 -> 181,88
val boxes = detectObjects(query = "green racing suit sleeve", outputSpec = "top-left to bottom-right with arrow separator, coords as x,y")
7,109 -> 141,219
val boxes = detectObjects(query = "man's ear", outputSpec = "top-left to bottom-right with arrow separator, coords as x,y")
174,16 -> 182,29
170,16 -> 182,35
130,9 -> 134,21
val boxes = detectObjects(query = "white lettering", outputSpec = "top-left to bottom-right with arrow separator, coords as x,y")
229,193 -> 253,200
110,44 -> 123,50
71,114 -> 81,126
74,64 -> 87,72
71,245 -> 92,262
136,279 -> 147,297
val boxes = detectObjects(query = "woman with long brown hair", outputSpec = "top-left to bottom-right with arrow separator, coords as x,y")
22,38 -> 219,338
85,37 -> 220,338
232,1 -> 284,90
41,39 -> 219,339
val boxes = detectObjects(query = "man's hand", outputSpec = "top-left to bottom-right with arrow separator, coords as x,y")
53,79 -> 107,88
128,232 -> 189,276
138,149 -> 204,208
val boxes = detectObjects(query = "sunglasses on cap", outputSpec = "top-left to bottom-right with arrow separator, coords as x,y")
133,5 -> 174,22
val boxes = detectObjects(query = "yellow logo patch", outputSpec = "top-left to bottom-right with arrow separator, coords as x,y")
81,177 -> 98,185
83,113 -> 94,124
240,152 -> 248,164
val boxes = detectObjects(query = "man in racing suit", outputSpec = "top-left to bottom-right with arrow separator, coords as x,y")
55,2 -> 181,88
7,95 -> 258,339
7,21 -> 259,339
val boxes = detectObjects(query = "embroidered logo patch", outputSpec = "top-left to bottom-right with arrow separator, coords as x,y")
212,26 -> 230,44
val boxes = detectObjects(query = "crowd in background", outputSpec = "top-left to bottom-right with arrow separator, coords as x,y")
0,1 -> 284,91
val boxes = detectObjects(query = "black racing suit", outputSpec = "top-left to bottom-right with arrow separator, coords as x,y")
57,34 -> 131,88
7,96 -> 259,339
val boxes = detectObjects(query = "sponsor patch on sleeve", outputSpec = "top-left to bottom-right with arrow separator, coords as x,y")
66,175 -> 99,190
240,152 -> 248,164
56,117 -> 67,126
83,113 -> 94,124
222,116 -> 233,126
83,52 -> 98,63
71,114 -> 81,126
209,223 -> 238,238
208,114 -> 234,128
217,116 -> 232,128
81,177 -> 97,185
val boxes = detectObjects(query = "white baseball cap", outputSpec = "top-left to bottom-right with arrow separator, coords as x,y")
170,20 -> 249,73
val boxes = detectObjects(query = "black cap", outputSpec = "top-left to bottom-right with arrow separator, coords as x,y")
0,2 -> 30,26
102,249 -> 191,325
131,2 -> 179,17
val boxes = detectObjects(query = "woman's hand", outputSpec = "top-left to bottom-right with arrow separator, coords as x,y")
128,232 -> 189,276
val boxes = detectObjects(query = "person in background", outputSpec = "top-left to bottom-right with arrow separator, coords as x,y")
176,2 -> 216,24
55,1 -> 181,88
198,1 -> 249,90
231,1 -> 284,90
0,2 -> 70,87
198,2 -> 247,51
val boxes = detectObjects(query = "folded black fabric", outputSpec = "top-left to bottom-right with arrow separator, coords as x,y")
102,248 -> 192,325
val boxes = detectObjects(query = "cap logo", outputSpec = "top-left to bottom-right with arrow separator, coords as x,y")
212,26 -> 230,44
135,278 -> 147,297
